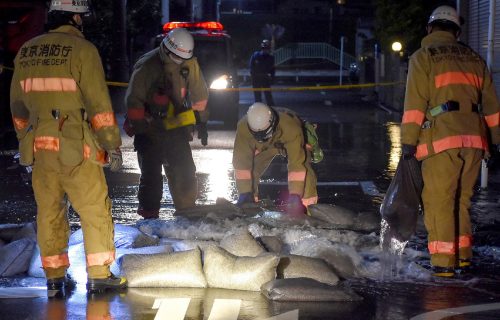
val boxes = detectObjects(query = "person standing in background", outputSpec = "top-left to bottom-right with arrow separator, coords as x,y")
249,39 -> 275,106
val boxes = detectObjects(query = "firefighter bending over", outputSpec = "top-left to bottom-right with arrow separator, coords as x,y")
401,6 -> 500,277
125,28 -> 209,219
233,103 -> 321,216
10,0 -> 127,295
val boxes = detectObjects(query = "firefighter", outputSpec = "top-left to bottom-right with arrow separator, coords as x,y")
233,103 -> 319,216
125,28 -> 209,219
401,5 -> 500,277
10,0 -> 127,294
249,39 -> 275,106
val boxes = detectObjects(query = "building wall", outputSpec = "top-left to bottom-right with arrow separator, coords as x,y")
465,0 -> 500,96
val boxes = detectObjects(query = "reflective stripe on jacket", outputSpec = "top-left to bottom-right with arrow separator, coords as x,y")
401,31 -> 500,160
10,25 -> 121,164
232,108 -> 308,197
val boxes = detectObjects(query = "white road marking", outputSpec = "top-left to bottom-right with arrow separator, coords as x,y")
410,303 -> 500,320
152,298 -> 191,320
207,299 -> 241,320
360,181 -> 382,196
0,287 -> 48,298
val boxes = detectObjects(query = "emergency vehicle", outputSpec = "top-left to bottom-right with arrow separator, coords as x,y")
155,21 -> 240,128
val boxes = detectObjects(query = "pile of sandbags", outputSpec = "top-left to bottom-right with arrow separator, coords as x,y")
0,223 -> 36,277
118,229 -> 363,302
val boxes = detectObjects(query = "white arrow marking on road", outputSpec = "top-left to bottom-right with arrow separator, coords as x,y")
207,299 -> 241,320
264,309 -> 299,320
410,303 -> 500,320
0,287 -> 48,298
152,298 -> 191,320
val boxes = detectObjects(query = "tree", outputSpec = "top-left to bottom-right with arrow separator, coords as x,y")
375,0 -> 458,56
374,0 -> 427,56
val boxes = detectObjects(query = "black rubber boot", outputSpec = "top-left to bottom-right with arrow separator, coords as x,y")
46,275 -> 76,298
432,266 -> 455,278
86,273 -> 127,293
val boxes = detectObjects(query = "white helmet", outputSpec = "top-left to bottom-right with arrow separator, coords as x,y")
247,103 -> 277,142
428,5 -> 460,28
49,0 -> 90,13
162,28 -> 194,59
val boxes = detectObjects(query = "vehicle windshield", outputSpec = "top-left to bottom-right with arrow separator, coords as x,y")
193,37 -> 229,72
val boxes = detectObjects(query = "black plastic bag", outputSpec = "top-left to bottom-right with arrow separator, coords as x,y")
380,157 -> 423,241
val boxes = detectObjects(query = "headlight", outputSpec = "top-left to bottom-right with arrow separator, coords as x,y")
210,75 -> 229,90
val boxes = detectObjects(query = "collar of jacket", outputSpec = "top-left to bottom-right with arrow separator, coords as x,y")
48,25 -> 85,39
421,30 -> 457,47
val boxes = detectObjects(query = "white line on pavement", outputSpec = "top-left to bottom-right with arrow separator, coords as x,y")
207,299 -> 241,320
153,298 -> 191,320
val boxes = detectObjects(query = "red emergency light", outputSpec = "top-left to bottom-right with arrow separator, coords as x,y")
163,21 -> 224,33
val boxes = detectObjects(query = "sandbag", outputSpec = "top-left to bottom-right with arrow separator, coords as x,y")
380,157 -> 423,241
11,223 -> 37,242
308,204 -> 379,232
69,224 -> 159,248
169,239 -> 217,252
315,245 -> 363,279
0,224 -> 25,242
28,243 -> 173,279
277,255 -> 339,286
111,245 -> 174,275
203,246 -> 279,291
257,236 -> 283,254
261,278 -> 363,302
0,238 -> 35,276
120,248 -> 207,288
219,231 -> 266,257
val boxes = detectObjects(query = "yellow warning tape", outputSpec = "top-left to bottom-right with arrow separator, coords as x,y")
227,82 -> 404,92
0,64 -> 403,91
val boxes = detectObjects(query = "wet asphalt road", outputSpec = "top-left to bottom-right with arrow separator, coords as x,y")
1,84 -> 500,319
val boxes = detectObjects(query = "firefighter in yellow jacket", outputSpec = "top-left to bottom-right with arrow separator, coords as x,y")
401,6 -> 500,277
10,1 -> 127,294
233,103 -> 318,216
125,28 -> 209,219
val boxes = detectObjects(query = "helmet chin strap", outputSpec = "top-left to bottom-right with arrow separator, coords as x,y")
69,14 -> 83,32
169,53 -> 184,65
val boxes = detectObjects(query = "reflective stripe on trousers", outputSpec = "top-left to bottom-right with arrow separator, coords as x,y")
421,148 -> 482,268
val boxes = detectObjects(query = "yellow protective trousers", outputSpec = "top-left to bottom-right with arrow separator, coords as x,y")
421,148 -> 483,268
250,148 -> 317,204
32,159 -> 115,279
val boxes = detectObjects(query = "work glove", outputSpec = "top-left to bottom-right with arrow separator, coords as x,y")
197,122 -> 208,146
402,144 -> 417,160
236,192 -> 254,207
106,148 -> 123,172
286,194 -> 307,216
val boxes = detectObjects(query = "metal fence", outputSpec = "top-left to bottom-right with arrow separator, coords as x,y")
273,42 -> 356,69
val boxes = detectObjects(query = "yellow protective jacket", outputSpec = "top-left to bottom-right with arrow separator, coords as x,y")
10,25 -> 121,167
125,48 -> 208,135
233,108 -> 308,197
401,31 -> 500,160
